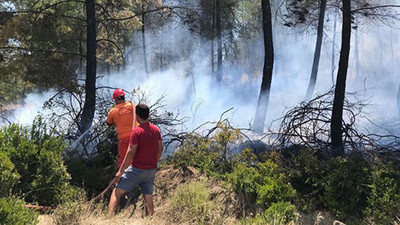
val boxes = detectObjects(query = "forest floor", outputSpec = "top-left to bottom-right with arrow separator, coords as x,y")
37,165 -> 341,225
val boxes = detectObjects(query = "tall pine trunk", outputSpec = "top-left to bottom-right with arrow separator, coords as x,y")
305,0 -> 327,100
142,2 -> 149,76
79,0 -> 97,133
216,0 -> 222,82
211,0 -> 216,77
331,7 -> 338,86
253,0 -> 274,133
331,0 -> 351,156
354,14 -> 360,81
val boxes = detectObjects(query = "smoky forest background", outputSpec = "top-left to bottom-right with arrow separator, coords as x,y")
1,0 -> 400,224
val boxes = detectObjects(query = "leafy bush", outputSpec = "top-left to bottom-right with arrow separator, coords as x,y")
256,160 -> 296,208
322,155 -> 369,218
0,151 -> 20,198
0,196 -> 39,225
288,149 -> 326,212
171,133 -> 218,174
170,181 -> 212,224
228,162 -> 260,204
171,122 -> 243,176
239,201 -> 298,225
0,123 -> 77,205
364,163 -> 400,225
228,158 -> 296,215
65,155 -> 115,198
263,201 -> 298,224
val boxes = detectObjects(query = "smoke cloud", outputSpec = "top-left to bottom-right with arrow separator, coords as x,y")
5,6 -> 400,137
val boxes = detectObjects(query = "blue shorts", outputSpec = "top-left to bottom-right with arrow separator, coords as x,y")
116,166 -> 156,195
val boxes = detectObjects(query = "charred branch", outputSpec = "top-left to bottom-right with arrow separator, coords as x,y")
276,89 -> 400,155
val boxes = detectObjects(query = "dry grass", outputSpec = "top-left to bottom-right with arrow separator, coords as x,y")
37,165 -> 349,225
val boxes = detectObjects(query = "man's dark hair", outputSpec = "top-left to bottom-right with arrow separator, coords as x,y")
136,104 -> 150,120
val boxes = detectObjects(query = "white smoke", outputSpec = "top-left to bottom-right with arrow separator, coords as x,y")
5,5 -> 400,137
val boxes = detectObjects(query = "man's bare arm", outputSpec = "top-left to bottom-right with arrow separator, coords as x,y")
157,140 -> 163,162
115,144 -> 137,181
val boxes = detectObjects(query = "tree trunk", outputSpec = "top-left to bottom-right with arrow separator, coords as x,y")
305,0 -> 327,100
142,3 -> 149,77
253,0 -> 274,134
354,14 -> 360,81
211,0 -> 216,77
79,30 -> 84,75
216,0 -> 222,82
331,7 -> 338,86
330,0 -> 351,157
79,0 -> 97,133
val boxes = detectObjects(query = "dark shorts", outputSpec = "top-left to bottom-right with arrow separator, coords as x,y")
116,166 -> 156,195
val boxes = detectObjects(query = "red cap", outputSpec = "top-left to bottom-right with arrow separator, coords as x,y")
112,89 -> 125,100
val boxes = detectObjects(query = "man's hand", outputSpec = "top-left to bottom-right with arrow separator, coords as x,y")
114,171 -> 123,183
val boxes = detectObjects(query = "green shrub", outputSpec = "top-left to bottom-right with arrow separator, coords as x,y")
171,134 -> 216,172
171,181 -> 212,224
227,162 -> 260,204
256,160 -> 296,208
364,163 -> 400,225
239,201 -> 298,225
263,201 -> 298,224
228,159 -> 296,214
171,122 -> 243,177
0,152 -> 20,198
289,149 -> 326,212
0,123 -> 75,206
322,156 -> 369,218
65,155 -> 115,198
0,196 -> 39,225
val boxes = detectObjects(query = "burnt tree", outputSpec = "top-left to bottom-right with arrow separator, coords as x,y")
305,0 -> 327,100
253,0 -> 274,133
216,0 -> 222,81
142,1 -> 149,76
331,0 -> 351,156
79,0 -> 97,133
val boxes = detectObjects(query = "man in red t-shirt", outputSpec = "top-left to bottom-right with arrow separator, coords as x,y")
106,89 -> 138,168
108,104 -> 163,215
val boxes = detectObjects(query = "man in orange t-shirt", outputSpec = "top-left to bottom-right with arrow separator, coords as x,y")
106,89 -> 138,168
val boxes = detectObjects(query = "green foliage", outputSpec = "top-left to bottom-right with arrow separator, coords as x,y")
364,163 -> 400,225
289,149 -> 325,212
0,123 -> 77,206
65,155 -> 115,198
322,156 -> 369,218
0,196 -> 39,225
171,122 -> 243,176
171,181 -> 212,224
263,201 -> 298,224
171,133 -> 218,174
228,162 -> 260,203
228,158 -> 296,213
0,151 -> 20,198
287,149 -> 400,223
256,160 -> 296,207
239,201 -> 298,225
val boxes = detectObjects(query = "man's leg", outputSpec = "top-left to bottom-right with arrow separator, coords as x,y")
143,194 -> 154,216
108,187 -> 126,214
